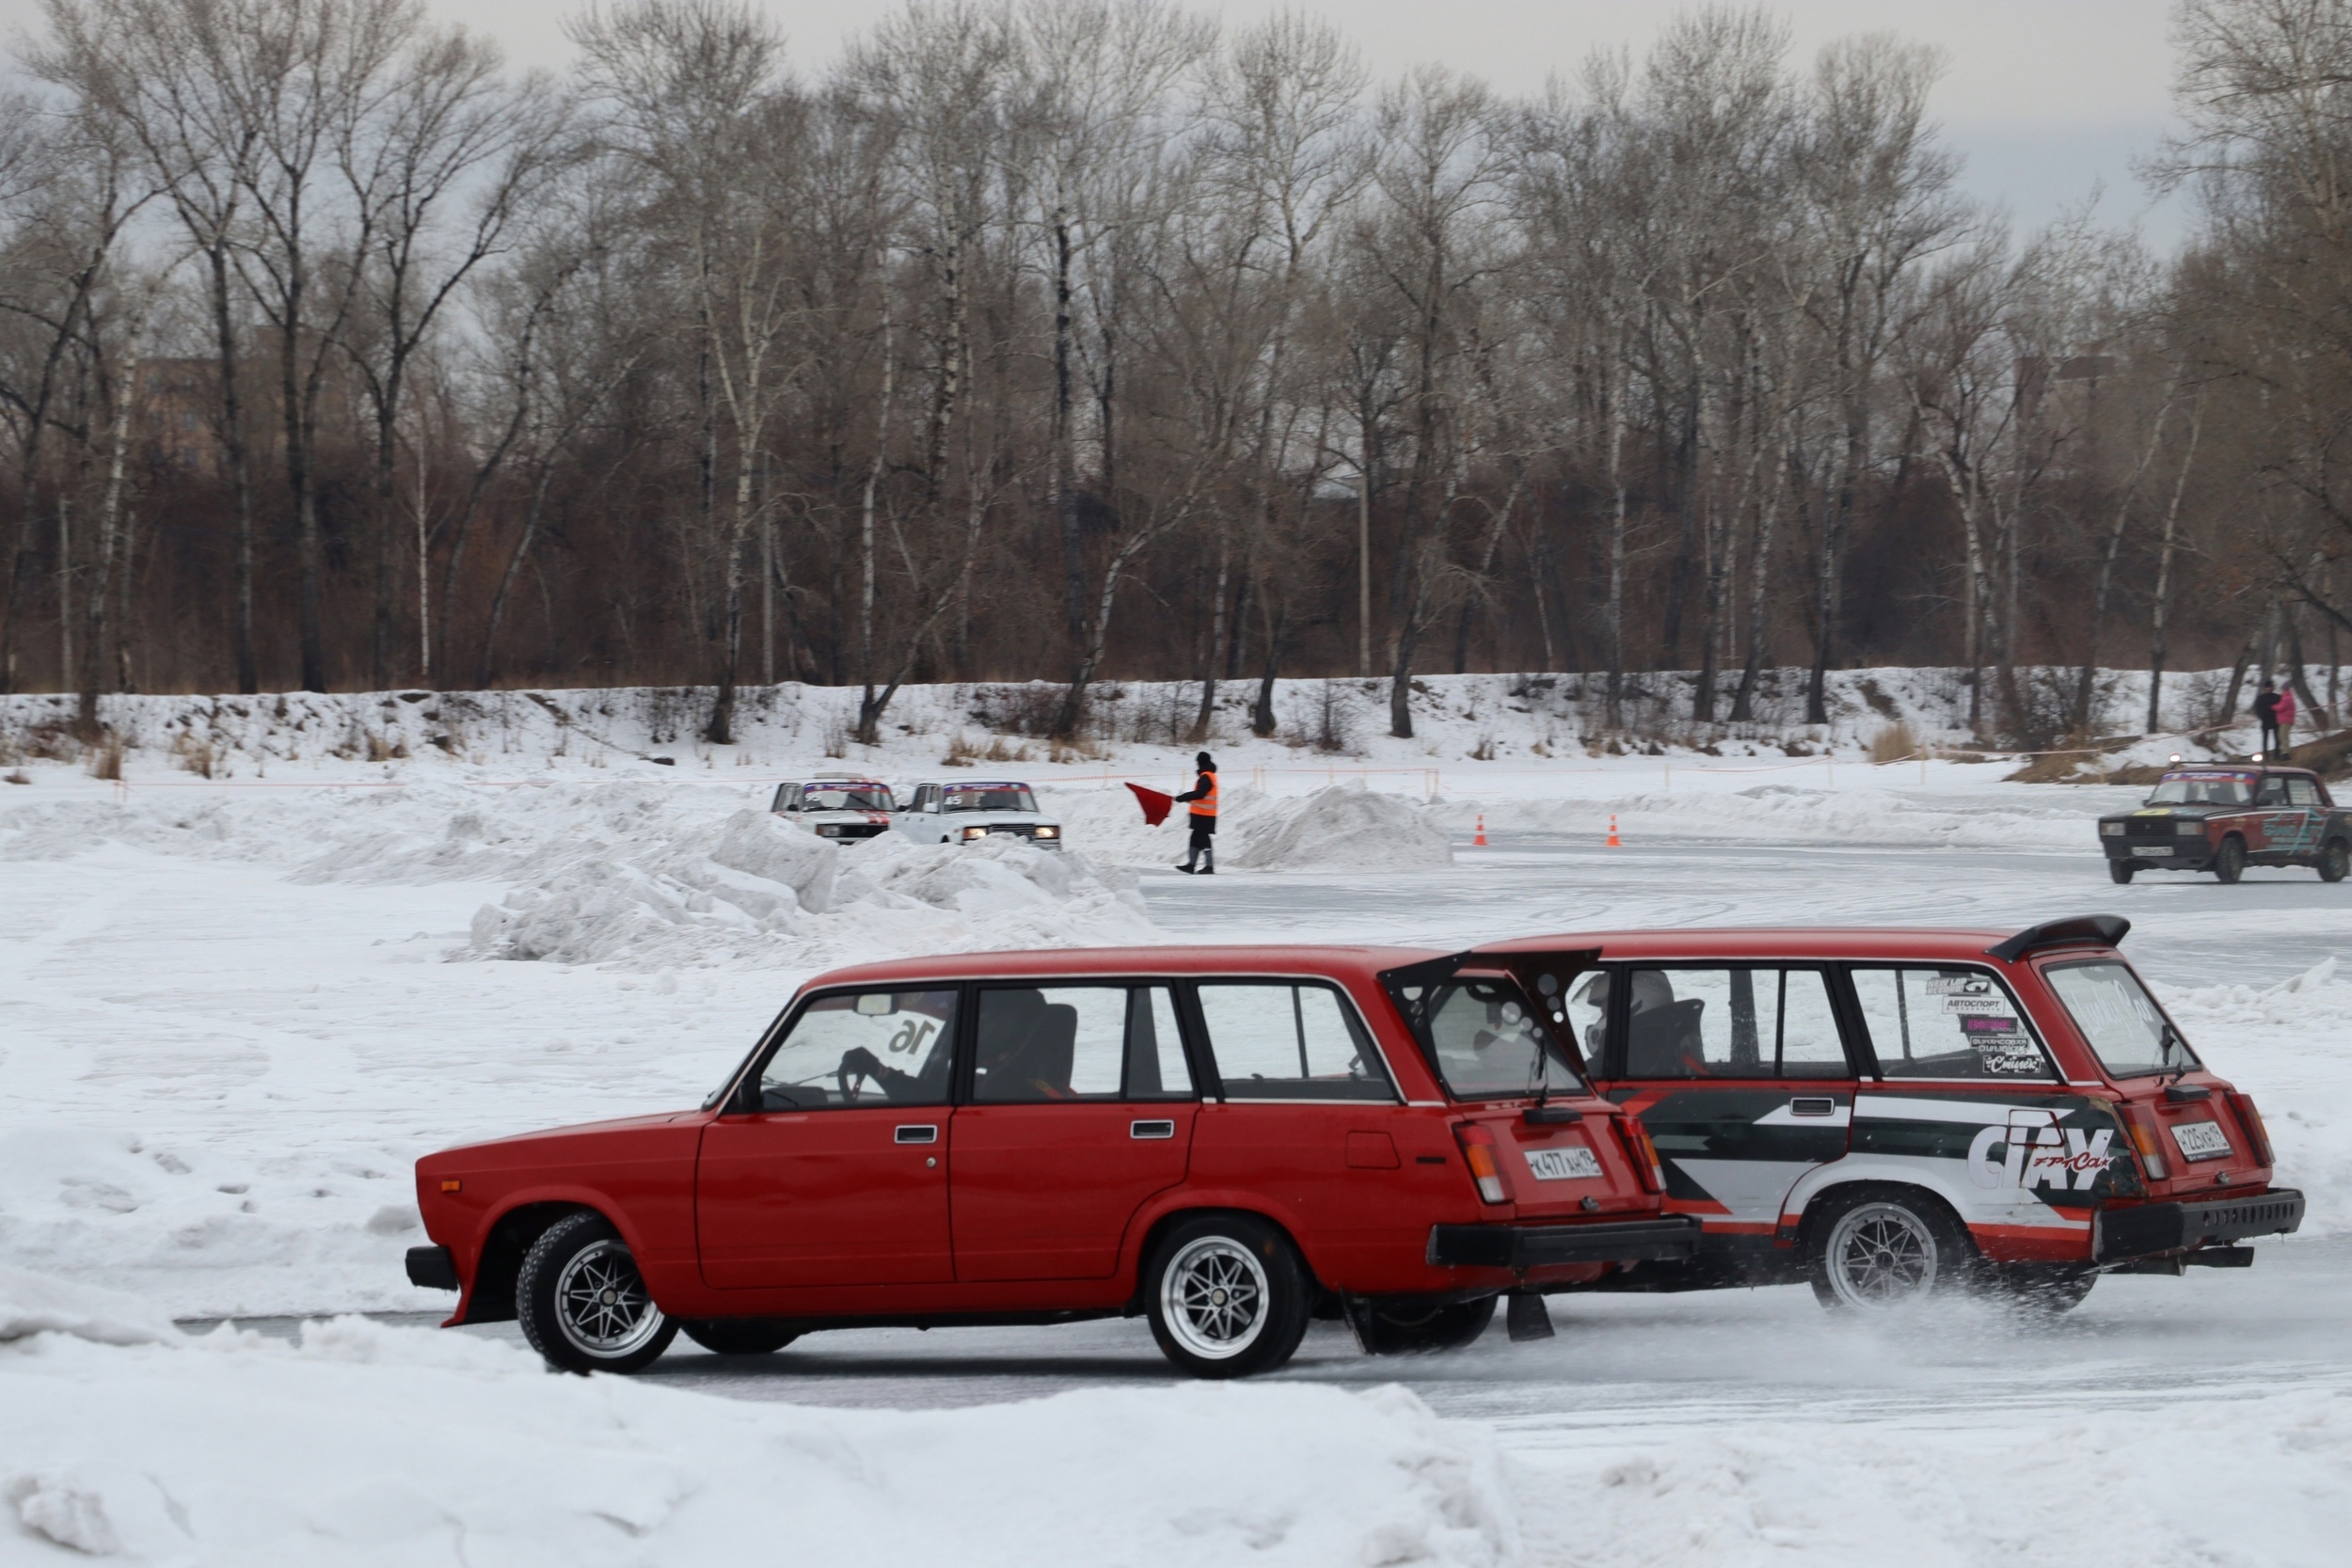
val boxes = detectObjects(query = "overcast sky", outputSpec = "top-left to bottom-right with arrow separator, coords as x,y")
2,0 -> 2193,247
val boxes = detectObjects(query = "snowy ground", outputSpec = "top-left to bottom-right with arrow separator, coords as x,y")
5,675 -> 2351,1564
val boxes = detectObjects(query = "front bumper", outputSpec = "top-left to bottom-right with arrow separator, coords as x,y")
2093,1188 -> 2304,1262
405,1244 -> 459,1291
2104,841 -> 2210,867
1427,1215 -> 1702,1270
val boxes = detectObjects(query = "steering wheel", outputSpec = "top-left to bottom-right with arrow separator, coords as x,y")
836,1048 -> 878,1102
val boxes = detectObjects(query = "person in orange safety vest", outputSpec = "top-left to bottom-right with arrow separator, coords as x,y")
1172,752 -> 1217,874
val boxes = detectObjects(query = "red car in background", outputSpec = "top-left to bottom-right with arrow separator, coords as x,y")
407,944 -> 1693,1377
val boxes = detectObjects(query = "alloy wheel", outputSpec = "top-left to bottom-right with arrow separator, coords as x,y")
553,1238 -> 667,1358
1159,1236 -> 1270,1360
1823,1201 -> 1939,1307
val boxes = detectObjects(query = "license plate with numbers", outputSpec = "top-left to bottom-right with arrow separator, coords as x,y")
2171,1120 -> 2233,1162
1524,1147 -> 1603,1181
2132,847 -> 2173,857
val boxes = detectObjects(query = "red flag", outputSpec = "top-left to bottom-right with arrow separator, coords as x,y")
1126,782 -> 1174,826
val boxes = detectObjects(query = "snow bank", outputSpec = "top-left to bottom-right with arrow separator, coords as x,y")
0,1307 -> 1514,1567
0,1265 -> 181,1348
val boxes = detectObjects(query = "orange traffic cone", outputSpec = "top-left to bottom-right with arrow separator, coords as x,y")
1606,814 -> 1621,848
1474,814 -> 1487,847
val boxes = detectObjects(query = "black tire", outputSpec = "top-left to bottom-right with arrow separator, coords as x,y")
1355,1295 -> 1498,1355
2320,839 -> 2348,883
2215,835 -> 2246,884
2107,860 -> 2136,884
516,1211 -> 678,1374
1806,1187 -> 1975,1311
1981,1264 -> 2098,1315
1143,1213 -> 1312,1378
680,1319 -> 800,1356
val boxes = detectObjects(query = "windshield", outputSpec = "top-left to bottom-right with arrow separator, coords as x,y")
2146,772 -> 2253,806
1398,977 -> 1587,1099
803,784 -> 894,812
2044,959 -> 2200,1078
945,785 -> 1037,814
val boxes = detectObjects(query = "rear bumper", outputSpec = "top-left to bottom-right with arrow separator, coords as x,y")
1427,1216 -> 1702,1270
405,1244 -> 460,1291
2093,1188 -> 2304,1262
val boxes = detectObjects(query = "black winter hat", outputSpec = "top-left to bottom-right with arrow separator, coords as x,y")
1196,752 -> 1215,770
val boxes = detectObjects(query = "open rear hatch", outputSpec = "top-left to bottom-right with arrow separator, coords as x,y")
1380,947 -> 1658,1221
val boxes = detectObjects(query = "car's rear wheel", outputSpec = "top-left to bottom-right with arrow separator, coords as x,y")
1808,1189 -> 1972,1311
1982,1264 -> 2098,1315
1355,1294 -> 1497,1354
2215,835 -> 2247,883
2107,860 -> 2136,884
1145,1214 -> 1311,1379
517,1212 -> 677,1374
680,1319 -> 800,1356
2320,839 -> 2348,883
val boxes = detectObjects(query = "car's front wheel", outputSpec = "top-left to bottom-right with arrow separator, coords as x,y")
680,1319 -> 800,1356
2215,835 -> 2247,883
2320,839 -> 2348,883
1144,1214 -> 1312,1378
1354,1294 -> 1497,1354
2107,860 -> 2136,884
1808,1189 -> 1971,1311
517,1212 -> 678,1374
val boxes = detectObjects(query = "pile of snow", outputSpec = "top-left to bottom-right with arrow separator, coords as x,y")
2159,958 -> 2352,1237
1047,781 -> 1454,871
0,1297 -> 1514,1566
2,782 -> 1152,971
0,1264 -> 181,1348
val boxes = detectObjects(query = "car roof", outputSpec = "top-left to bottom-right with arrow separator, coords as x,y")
2161,764 -> 2318,779
807,943 -> 1449,990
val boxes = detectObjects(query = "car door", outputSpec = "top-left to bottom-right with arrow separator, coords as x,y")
2251,773 -> 2301,861
948,983 -> 1199,1281
696,986 -> 960,1289
1588,964 -> 1858,1243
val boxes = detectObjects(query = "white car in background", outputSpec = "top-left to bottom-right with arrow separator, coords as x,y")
895,780 -> 1063,849
770,773 -> 898,843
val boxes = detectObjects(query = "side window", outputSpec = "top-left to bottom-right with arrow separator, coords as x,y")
1848,968 -> 2055,1081
1195,982 -> 1395,1101
1566,972 -> 1611,1067
771,784 -> 801,812
2287,776 -> 2319,807
1618,968 -> 1851,1079
973,984 -> 1197,1103
2257,776 -> 2289,806
756,988 -> 957,1109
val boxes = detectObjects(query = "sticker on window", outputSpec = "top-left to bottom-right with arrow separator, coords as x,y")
1927,974 -> 1995,998
1959,1017 -> 2043,1074
1524,1146 -> 1603,1181
1940,995 -> 2010,1015
2171,1120 -> 2233,1162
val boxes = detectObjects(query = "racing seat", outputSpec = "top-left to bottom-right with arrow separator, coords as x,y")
1007,1005 -> 1078,1099
974,990 -> 1047,1101
1626,999 -> 1708,1077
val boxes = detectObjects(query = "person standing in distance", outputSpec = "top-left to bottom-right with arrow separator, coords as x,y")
2253,681 -> 2282,759
1172,752 -> 1217,874
2275,680 -> 2297,758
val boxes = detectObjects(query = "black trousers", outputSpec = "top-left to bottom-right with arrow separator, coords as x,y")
2262,718 -> 2283,755
1187,819 -> 1216,850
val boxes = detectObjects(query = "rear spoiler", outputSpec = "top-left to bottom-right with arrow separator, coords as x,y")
1985,914 -> 2129,963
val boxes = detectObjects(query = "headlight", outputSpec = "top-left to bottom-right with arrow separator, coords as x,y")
817,825 -> 842,837
1034,825 -> 1058,838
961,826 -> 989,840
2101,822 -> 2122,836
2177,819 -> 2203,835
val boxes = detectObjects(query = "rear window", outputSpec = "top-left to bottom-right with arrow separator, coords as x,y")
2043,959 -> 2200,1078
1400,978 -> 1587,1100
1194,981 -> 1395,1101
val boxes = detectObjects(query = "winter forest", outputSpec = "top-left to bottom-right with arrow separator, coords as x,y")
2,0 -> 2350,747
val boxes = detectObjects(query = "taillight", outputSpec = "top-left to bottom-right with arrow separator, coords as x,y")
2121,1105 -> 2170,1180
2228,1092 -> 2276,1168
1453,1123 -> 1512,1205
1613,1115 -> 1666,1194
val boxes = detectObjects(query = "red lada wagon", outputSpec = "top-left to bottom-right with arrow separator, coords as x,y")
406,944 -> 1697,1377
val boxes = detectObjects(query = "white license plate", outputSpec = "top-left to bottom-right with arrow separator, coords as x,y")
2131,847 -> 2173,857
1523,1146 -> 1603,1181
2171,1120 -> 2233,1162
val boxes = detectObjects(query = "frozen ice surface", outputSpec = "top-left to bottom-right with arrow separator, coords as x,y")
4,673 -> 2350,1562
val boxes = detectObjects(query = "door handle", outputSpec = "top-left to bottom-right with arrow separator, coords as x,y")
1788,1097 -> 1837,1117
894,1124 -> 939,1144
1130,1119 -> 1177,1140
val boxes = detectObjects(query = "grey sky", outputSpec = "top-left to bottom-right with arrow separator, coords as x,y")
3,0 -> 2192,246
